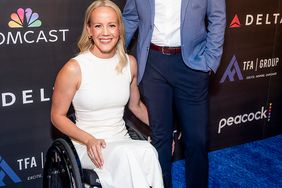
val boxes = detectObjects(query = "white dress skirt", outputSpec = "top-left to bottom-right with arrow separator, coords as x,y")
71,51 -> 164,188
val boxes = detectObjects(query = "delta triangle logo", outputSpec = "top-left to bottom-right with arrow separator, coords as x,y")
229,14 -> 241,28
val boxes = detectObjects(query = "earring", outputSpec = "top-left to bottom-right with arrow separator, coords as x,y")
88,36 -> 92,40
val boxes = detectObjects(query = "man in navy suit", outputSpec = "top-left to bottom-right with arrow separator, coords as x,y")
123,0 -> 226,187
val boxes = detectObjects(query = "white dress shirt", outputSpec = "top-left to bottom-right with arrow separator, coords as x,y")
151,0 -> 182,47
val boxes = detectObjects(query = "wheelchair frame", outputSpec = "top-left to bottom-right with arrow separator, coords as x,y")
43,112 -> 150,188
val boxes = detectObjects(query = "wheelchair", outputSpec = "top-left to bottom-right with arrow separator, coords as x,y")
43,109 -> 150,188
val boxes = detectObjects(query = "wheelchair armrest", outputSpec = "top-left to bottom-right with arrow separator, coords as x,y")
124,107 -> 151,141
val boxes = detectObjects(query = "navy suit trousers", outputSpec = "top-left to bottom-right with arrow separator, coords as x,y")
140,50 -> 209,188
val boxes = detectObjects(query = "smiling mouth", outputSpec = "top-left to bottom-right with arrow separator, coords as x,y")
99,38 -> 113,43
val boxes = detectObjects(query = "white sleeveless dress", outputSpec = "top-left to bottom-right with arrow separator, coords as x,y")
71,51 -> 164,188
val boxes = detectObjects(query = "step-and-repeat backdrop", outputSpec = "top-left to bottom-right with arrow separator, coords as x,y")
0,0 -> 281,187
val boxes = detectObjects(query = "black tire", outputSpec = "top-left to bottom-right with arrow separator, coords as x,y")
43,138 -> 84,188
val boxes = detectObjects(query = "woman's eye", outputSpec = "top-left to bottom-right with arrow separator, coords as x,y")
94,25 -> 102,28
109,24 -> 117,28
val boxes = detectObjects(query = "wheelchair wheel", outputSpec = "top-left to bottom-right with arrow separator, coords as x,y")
43,138 -> 84,188
126,122 -> 147,140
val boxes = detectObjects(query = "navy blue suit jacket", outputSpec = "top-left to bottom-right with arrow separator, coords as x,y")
123,0 -> 226,83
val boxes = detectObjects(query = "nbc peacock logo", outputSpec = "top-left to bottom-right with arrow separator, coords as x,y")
0,7 -> 69,45
8,8 -> 42,28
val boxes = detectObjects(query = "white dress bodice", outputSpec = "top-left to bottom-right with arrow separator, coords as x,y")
72,51 -> 131,141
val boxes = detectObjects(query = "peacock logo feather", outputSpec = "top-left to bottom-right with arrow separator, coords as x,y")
8,8 -> 42,28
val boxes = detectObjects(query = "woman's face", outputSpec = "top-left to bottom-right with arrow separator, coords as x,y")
87,6 -> 120,58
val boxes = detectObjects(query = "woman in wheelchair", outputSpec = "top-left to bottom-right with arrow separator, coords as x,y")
50,0 -> 164,187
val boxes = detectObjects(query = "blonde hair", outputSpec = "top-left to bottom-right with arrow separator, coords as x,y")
77,0 -> 127,73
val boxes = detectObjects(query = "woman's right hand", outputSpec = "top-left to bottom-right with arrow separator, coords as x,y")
86,137 -> 106,169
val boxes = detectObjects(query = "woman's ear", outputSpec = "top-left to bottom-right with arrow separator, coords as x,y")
86,24 -> 91,37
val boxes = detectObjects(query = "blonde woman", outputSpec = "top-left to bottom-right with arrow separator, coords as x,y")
51,0 -> 164,187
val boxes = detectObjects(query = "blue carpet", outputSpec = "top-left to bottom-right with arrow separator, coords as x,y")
172,134 -> 282,188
